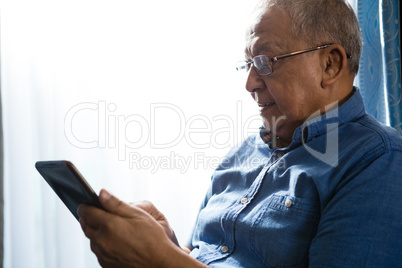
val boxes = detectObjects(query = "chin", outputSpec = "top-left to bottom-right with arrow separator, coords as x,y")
261,115 -> 287,132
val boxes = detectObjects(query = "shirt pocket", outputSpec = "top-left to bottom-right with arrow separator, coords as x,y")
250,194 -> 320,267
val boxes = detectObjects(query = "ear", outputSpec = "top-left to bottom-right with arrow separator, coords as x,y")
321,45 -> 348,88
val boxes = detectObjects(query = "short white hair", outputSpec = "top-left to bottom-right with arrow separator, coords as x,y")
258,0 -> 362,74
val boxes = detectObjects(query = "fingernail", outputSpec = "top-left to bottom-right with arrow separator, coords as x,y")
77,204 -> 82,216
99,189 -> 111,202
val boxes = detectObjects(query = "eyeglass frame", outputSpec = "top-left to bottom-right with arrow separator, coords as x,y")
236,43 -> 343,76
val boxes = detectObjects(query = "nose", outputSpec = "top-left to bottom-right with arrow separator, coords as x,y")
245,65 -> 265,93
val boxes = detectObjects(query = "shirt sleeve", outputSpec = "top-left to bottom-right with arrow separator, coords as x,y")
309,149 -> 402,267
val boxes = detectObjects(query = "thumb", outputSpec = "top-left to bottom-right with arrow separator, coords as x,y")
99,189 -> 134,218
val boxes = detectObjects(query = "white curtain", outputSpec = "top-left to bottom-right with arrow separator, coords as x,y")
1,0 -> 259,267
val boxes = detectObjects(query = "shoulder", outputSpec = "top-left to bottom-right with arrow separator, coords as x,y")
358,114 -> 402,150
341,113 -> 402,160
309,116 -> 402,267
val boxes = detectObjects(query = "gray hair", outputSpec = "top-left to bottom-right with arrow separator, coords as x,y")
258,0 -> 362,75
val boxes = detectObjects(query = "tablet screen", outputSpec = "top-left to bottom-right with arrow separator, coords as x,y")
36,161 -> 103,220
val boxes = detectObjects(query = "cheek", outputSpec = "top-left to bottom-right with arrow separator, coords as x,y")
277,97 -> 307,121
269,85 -> 308,119
270,73 -> 322,118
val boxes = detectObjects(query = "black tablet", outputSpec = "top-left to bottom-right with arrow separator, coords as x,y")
35,160 -> 104,220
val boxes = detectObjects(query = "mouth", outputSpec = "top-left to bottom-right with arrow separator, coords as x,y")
258,102 -> 275,114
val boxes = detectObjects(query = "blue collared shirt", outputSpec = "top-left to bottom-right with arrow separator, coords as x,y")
188,89 -> 402,267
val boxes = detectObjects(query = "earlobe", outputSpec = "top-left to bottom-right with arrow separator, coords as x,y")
321,45 -> 348,88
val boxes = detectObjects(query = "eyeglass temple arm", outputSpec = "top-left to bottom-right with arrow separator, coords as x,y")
272,44 -> 333,61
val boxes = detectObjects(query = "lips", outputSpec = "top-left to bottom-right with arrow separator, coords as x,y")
258,102 -> 275,114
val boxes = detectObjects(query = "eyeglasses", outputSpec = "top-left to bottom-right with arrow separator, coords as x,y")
236,44 -> 333,76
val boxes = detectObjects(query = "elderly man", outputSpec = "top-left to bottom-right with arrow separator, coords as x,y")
78,0 -> 402,267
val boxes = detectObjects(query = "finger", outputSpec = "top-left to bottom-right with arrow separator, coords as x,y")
90,239 -> 102,256
135,201 -> 166,221
130,200 -> 154,211
90,240 -> 111,268
77,204 -> 89,220
78,204 -> 111,228
128,201 -> 166,224
98,189 -> 138,218
79,216 -> 87,233
90,238 -> 115,268
80,218 -> 98,239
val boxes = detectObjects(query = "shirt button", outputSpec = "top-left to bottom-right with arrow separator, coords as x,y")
285,199 -> 293,208
221,246 -> 229,253
277,152 -> 284,158
241,197 -> 248,204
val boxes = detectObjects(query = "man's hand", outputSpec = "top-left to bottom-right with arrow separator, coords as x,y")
77,189 -> 200,268
128,200 -> 180,247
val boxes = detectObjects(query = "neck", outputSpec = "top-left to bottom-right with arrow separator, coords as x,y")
271,135 -> 291,148
261,130 -> 291,148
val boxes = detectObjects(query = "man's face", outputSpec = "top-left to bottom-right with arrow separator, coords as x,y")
245,7 -> 328,143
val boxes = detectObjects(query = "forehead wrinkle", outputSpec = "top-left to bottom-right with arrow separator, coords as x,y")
245,39 -> 282,59
255,41 -> 282,55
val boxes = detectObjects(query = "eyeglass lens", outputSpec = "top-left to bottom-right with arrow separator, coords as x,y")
253,56 -> 272,75
236,56 -> 273,76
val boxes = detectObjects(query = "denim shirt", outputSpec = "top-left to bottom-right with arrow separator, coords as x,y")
188,89 -> 402,267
